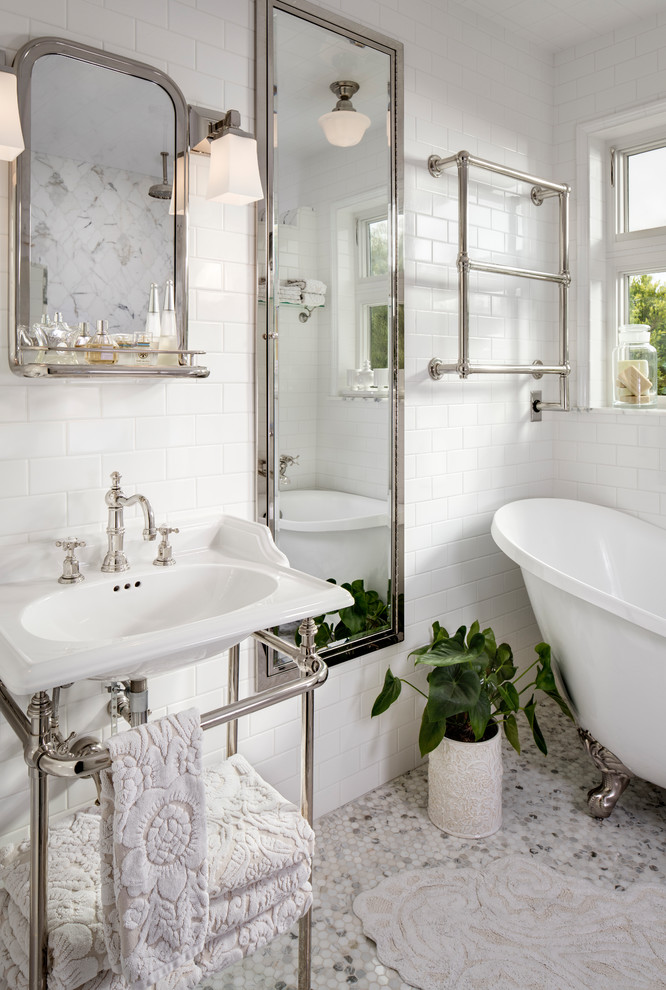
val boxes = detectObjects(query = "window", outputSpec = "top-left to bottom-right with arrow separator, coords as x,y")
609,137 -> 666,399
356,211 -> 390,370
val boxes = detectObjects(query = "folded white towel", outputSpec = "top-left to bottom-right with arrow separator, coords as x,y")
99,710 -> 208,990
278,286 -> 302,303
301,292 -> 325,308
0,755 -> 314,990
0,884 -> 312,990
302,279 -> 327,295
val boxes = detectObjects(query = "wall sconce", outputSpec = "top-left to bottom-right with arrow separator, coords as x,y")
169,152 -> 186,215
0,51 -> 24,162
318,81 -> 370,148
190,106 -> 263,205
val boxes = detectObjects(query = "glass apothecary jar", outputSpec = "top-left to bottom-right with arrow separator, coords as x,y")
612,324 -> 657,408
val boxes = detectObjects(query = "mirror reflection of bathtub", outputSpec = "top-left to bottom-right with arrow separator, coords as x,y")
277,490 -> 390,598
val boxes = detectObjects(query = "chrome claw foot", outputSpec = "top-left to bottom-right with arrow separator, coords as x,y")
578,727 -> 633,818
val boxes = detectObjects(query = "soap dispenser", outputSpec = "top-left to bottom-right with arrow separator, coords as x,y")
158,279 -> 178,366
85,320 -> 118,365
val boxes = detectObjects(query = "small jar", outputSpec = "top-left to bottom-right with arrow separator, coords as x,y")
612,324 -> 657,408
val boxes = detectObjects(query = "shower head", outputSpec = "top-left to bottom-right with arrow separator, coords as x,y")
148,151 -> 172,199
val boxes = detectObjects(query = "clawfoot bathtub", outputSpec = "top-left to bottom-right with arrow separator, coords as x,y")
491,498 -> 666,818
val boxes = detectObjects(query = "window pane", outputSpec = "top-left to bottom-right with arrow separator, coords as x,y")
627,147 -> 666,231
368,219 -> 389,276
369,305 -> 388,368
628,272 -> 666,394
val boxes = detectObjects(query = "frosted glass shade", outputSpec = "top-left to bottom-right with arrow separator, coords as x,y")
206,132 -> 263,205
169,154 -> 186,215
318,109 -> 370,148
0,70 -> 24,161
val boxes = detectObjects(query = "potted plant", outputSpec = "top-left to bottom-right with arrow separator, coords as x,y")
371,621 -> 571,837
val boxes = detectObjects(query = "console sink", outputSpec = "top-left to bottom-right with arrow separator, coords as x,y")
0,515 -> 353,694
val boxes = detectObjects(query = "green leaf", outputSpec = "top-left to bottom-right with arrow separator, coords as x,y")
371,668 -> 402,717
534,642 -> 558,693
546,690 -> 574,721
467,689 -> 492,740
496,681 -> 520,712
424,664 -> 481,722
525,698 -> 548,755
467,620 -> 480,643
453,625 -> 467,645
411,631 -> 486,668
481,626 -> 497,659
430,621 -> 450,646
494,643 -> 515,679
418,709 -> 448,757
503,713 -> 520,753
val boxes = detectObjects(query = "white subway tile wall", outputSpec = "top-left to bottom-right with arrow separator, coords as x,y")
0,0 -> 665,845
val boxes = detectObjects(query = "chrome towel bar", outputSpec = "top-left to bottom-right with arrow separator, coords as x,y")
427,150 -> 571,421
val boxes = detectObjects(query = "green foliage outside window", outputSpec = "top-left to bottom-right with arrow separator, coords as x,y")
369,303 -> 404,370
628,273 -> 666,395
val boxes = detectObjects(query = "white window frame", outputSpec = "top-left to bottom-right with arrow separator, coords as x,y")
606,136 -> 666,406
355,208 -> 389,369
576,101 -> 666,409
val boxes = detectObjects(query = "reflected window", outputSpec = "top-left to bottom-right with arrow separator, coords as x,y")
356,208 -> 389,370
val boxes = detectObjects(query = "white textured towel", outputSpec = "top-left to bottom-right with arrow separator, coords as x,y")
0,755 -> 314,990
302,279 -> 327,295
99,710 -> 208,990
301,292 -> 325,308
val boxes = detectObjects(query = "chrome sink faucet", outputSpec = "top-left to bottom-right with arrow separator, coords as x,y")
101,471 -> 157,572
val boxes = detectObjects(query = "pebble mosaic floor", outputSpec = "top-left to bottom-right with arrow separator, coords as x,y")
200,703 -> 666,990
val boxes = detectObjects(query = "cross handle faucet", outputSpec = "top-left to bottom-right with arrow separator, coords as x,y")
101,471 -> 157,573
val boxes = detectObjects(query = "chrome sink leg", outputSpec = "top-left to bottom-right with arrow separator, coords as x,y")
298,617 -> 317,990
128,678 -> 149,726
227,644 -> 240,757
27,691 -> 52,990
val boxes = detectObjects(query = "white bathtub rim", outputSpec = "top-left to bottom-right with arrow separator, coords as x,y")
279,490 -> 389,533
491,498 -> 666,641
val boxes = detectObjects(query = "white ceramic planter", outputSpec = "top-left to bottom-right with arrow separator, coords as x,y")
427,725 -> 503,838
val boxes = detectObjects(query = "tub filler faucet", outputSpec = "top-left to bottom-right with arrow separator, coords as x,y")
101,471 -> 157,572
279,453 -> 299,486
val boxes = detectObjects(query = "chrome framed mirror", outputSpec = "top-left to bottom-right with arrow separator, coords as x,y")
8,37 -> 202,378
256,0 -> 404,678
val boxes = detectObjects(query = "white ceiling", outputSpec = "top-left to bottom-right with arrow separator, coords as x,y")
459,0 -> 665,53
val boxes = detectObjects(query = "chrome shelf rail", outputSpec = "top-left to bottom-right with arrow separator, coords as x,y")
427,150 -> 571,419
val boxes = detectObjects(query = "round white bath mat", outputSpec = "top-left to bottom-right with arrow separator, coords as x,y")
353,854 -> 666,989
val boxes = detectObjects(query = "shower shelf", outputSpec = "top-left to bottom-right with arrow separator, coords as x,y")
426,150 -> 571,422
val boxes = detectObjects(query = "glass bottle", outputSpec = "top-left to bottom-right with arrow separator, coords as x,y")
71,322 -> 91,365
85,319 -> 118,365
612,324 -> 657,407
145,282 -> 161,337
158,278 -> 178,366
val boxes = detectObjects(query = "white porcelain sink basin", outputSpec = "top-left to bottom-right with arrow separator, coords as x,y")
0,515 -> 353,694
21,563 -> 279,643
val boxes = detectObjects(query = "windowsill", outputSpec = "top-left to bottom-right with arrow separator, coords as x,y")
339,387 -> 389,400
572,403 -> 666,416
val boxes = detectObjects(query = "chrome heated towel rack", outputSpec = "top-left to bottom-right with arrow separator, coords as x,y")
427,150 -> 571,420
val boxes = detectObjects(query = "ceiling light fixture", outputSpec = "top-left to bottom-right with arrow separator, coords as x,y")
318,80 -> 370,148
